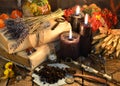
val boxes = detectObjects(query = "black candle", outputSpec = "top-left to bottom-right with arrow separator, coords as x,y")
79,14 -> 93,57
60,30 -> 80,61
70,6 -> 84,33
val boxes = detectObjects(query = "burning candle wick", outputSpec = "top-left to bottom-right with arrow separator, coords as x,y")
84,14 -> 88,25
69,29 -> 72,40
76,6 -> 80,16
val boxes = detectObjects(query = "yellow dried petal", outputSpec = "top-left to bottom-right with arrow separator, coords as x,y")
5,62 -> 13,69
96,15 -> 101,20
4,70 -> 9,75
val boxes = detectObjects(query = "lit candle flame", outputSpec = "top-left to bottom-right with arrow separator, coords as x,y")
84,14 -> 89,24
69,29 -> 72,39
76,6 -> 80,15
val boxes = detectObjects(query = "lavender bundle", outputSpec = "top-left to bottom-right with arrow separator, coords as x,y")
4,19 -> 29,50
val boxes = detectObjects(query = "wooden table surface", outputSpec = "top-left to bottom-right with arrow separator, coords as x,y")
0,56 -> 120,86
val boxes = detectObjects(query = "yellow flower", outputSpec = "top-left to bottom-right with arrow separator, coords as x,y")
30,3 -> 38,13
1,62 -> 14,79
96,15 -> 101,20
1,69 -> 14,79
5,62 -> 13,70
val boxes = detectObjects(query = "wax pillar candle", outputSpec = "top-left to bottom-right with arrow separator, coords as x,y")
79,14 -> 92,57
60,30 -> 80,61
70,5 -> 84,33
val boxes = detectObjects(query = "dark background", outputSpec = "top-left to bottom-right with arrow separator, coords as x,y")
0,0 -> 120,15
0,0 -> 119,10
49,0 -> 111,11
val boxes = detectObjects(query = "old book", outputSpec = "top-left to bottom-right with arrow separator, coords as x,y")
0,42 -> 58,70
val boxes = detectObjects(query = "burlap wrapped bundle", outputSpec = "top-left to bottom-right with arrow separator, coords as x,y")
29,19 -> 71,46
0,19 -> 71,54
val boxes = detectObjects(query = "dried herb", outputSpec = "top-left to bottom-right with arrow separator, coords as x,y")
34,64 -> 76,84
34,65 -> 66,84
4,19 -> 29,50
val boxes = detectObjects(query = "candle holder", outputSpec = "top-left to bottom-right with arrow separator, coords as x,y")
60,31 -> 80,61
79,23 -> 93,57
70,13 -> 84,33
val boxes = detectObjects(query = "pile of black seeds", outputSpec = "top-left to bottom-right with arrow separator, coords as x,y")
34,65 -> 67,84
